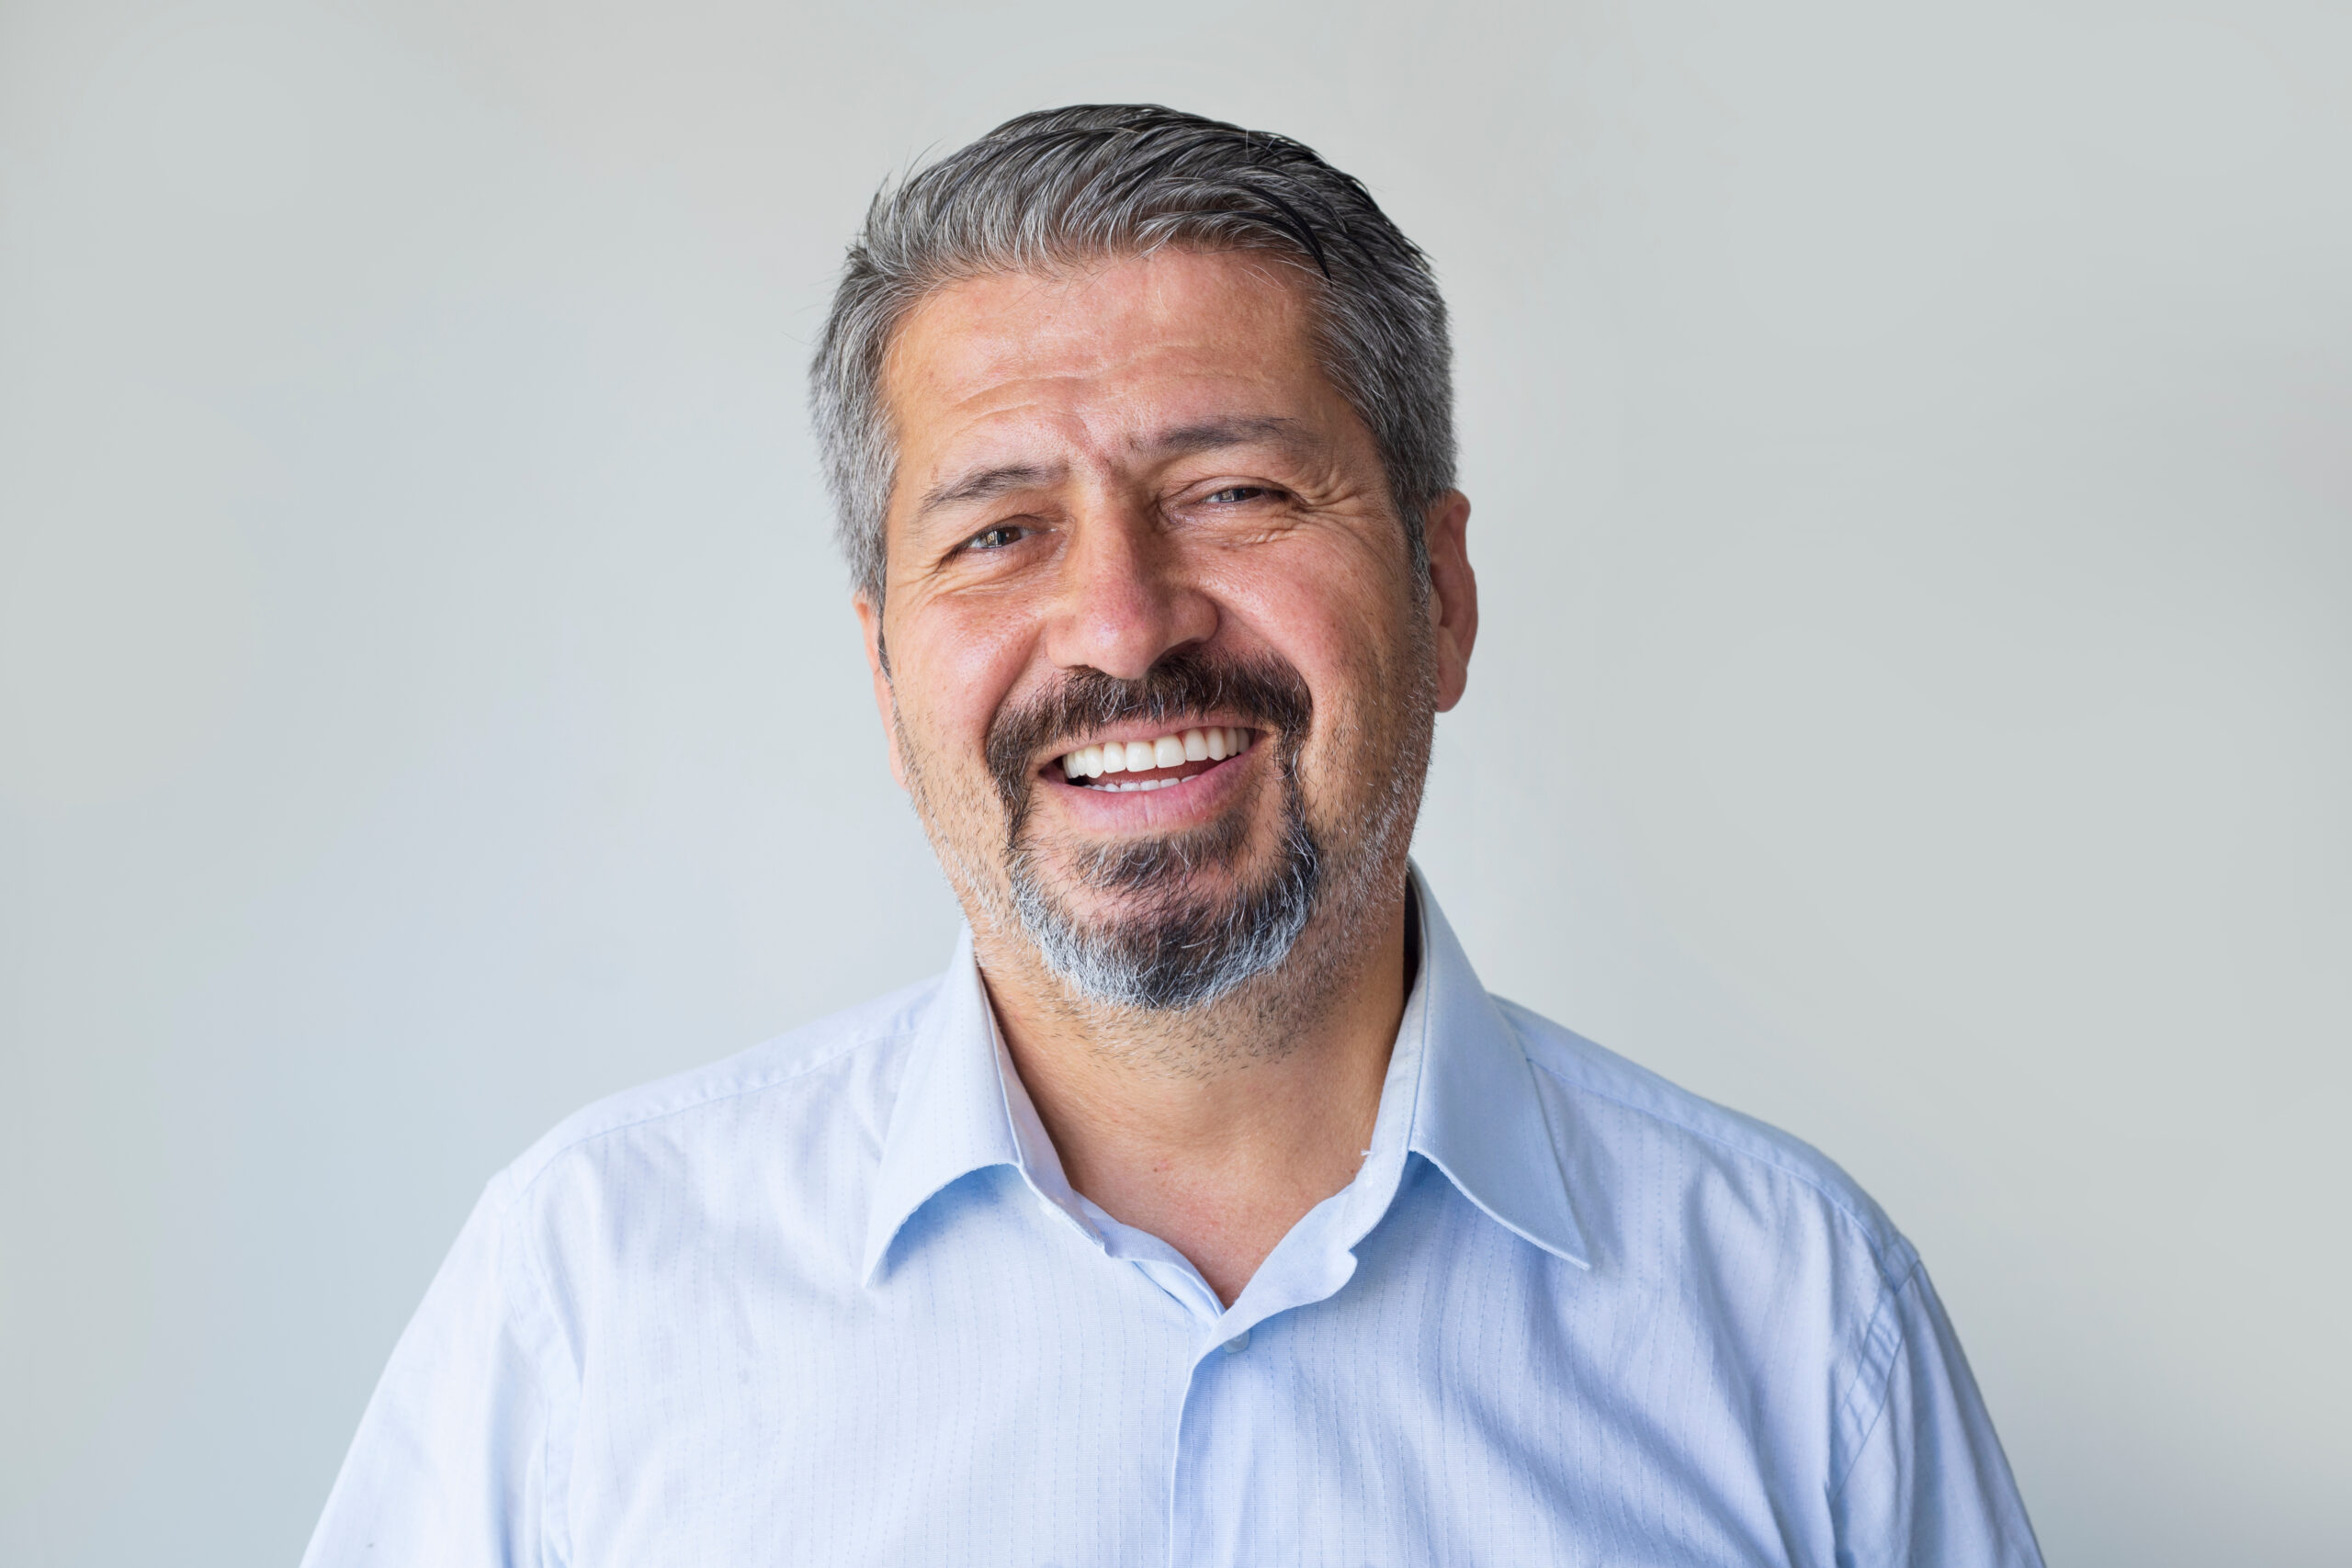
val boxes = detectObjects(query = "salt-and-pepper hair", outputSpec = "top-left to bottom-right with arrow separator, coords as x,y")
808,104 -> 1456,606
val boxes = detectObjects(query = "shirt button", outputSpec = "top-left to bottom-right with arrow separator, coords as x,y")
1221,1329 -> 1250,1354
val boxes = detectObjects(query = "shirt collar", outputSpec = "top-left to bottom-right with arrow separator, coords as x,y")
861,868 -> 1588,1286
860,925 -> 1028,1284
1398,867 -> 1589,1268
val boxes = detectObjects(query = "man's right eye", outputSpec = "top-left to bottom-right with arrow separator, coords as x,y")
965,524 -> 1028,551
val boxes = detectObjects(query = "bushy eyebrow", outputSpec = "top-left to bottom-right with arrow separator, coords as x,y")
1139,415 -> 1317,461
914,463 -> 1061,523
912,417 -> 1324,525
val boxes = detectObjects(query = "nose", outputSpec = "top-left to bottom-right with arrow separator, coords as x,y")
1040,496 -> 1218,681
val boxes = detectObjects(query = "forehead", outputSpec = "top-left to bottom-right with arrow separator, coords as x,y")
879,250 -> 1339,476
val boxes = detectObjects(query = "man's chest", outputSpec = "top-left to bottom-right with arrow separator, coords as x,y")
550,1176 -> 1834,1568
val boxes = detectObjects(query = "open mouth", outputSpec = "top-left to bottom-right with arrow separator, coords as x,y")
1050,726 -> 1259,792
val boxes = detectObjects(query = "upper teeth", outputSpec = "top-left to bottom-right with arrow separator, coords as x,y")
1059,727 -> 1252,782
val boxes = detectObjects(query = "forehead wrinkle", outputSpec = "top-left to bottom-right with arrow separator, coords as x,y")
889,269 -> 1343,538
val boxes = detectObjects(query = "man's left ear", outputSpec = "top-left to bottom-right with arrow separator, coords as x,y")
1423,490 -> 1477,713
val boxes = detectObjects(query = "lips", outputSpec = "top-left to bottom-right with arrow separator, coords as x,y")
984,647 -> 1312,814
1055,726 -> 1257,788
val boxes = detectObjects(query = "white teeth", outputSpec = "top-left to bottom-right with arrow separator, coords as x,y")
1054,726 -> 1262,784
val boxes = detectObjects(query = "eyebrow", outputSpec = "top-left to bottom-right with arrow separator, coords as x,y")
911,417 -> 1322,525
913,463 -> 1062,523
1139,415 -> 1316,460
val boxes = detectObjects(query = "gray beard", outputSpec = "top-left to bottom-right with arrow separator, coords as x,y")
896,635 -> 1433,1026
1005,745 -> 1323,1012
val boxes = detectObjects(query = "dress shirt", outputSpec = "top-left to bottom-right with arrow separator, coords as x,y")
303,873 -> 2042,1566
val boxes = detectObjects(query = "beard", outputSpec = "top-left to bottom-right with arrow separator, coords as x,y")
899,638 -> 1433,1019
994,651 -> 1321,1010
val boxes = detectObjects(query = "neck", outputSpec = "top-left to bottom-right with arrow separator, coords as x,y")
972,871 -> 1415,1307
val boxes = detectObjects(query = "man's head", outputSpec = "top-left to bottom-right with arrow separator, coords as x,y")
811,106 -> 1476,1025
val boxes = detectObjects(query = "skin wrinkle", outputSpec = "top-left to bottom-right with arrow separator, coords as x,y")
916,418 -> 1314,529
888,552 -> 1437,1072
863,246 -> 1476,1295
891,526 -> 1410,1036
811,108 -> 1458,614
866,249 -> 1374,611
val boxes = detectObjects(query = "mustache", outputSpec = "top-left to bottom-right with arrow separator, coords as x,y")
985,647 -> 1314,810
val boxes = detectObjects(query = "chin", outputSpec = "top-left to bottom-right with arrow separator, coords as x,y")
1008,807 -> 1324,1014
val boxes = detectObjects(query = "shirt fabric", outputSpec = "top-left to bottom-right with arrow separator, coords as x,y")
304,873 -> 2043,1567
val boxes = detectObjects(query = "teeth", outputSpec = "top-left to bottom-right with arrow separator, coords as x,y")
1054,727 -> 1259,785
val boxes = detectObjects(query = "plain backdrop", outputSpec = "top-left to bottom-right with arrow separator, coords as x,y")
3,1 -> 2347,1562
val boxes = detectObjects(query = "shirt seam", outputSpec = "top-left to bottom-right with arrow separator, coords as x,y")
502,1025 -> 915,1210
481,1165 -> 574,1568
1516,1037 -> 1913,1289
521,1227 -> 571,1568
1826,1254 -> 1924,1508
1513,1019 -> 1928,1530
485,1023 -> 916,1562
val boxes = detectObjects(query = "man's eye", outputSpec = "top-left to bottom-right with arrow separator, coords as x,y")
1205,486 -> 1276,505
965,524 -> 1029,551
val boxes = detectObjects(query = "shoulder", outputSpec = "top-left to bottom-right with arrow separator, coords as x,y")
1496,996 -> 1919,1292
486,975 -> 943,1213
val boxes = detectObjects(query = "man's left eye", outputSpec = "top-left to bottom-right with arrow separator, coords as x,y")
1205,486 -> 1276,505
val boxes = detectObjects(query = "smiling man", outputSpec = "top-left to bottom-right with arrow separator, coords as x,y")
304,106 -> 2042,1567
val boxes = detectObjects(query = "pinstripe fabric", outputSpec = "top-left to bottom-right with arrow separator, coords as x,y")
303,874 -> 2041,1567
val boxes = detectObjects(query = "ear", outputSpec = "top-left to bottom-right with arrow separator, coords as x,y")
854,592 -> 910,793
1423,490 -> 1477,712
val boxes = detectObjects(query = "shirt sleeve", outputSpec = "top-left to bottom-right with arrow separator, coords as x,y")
1830,1258 -> 2044,1568
300,1171 -> 571,1568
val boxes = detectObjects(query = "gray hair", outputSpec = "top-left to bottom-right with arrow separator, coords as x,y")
808,104 -> 1456,607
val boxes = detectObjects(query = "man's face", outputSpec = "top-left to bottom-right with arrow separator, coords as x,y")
860,248 -> 1475,1011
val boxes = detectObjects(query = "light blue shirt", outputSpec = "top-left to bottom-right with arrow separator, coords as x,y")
304,876 -> 2041,1566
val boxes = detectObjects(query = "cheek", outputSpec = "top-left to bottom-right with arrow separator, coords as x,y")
889,598 -> 1036,748
1202,536 -> 1415,697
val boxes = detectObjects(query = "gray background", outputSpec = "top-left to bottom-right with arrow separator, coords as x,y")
3,1 -> 2346,1562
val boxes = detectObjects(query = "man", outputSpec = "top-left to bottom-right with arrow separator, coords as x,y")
305,105 -> 2042,1566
